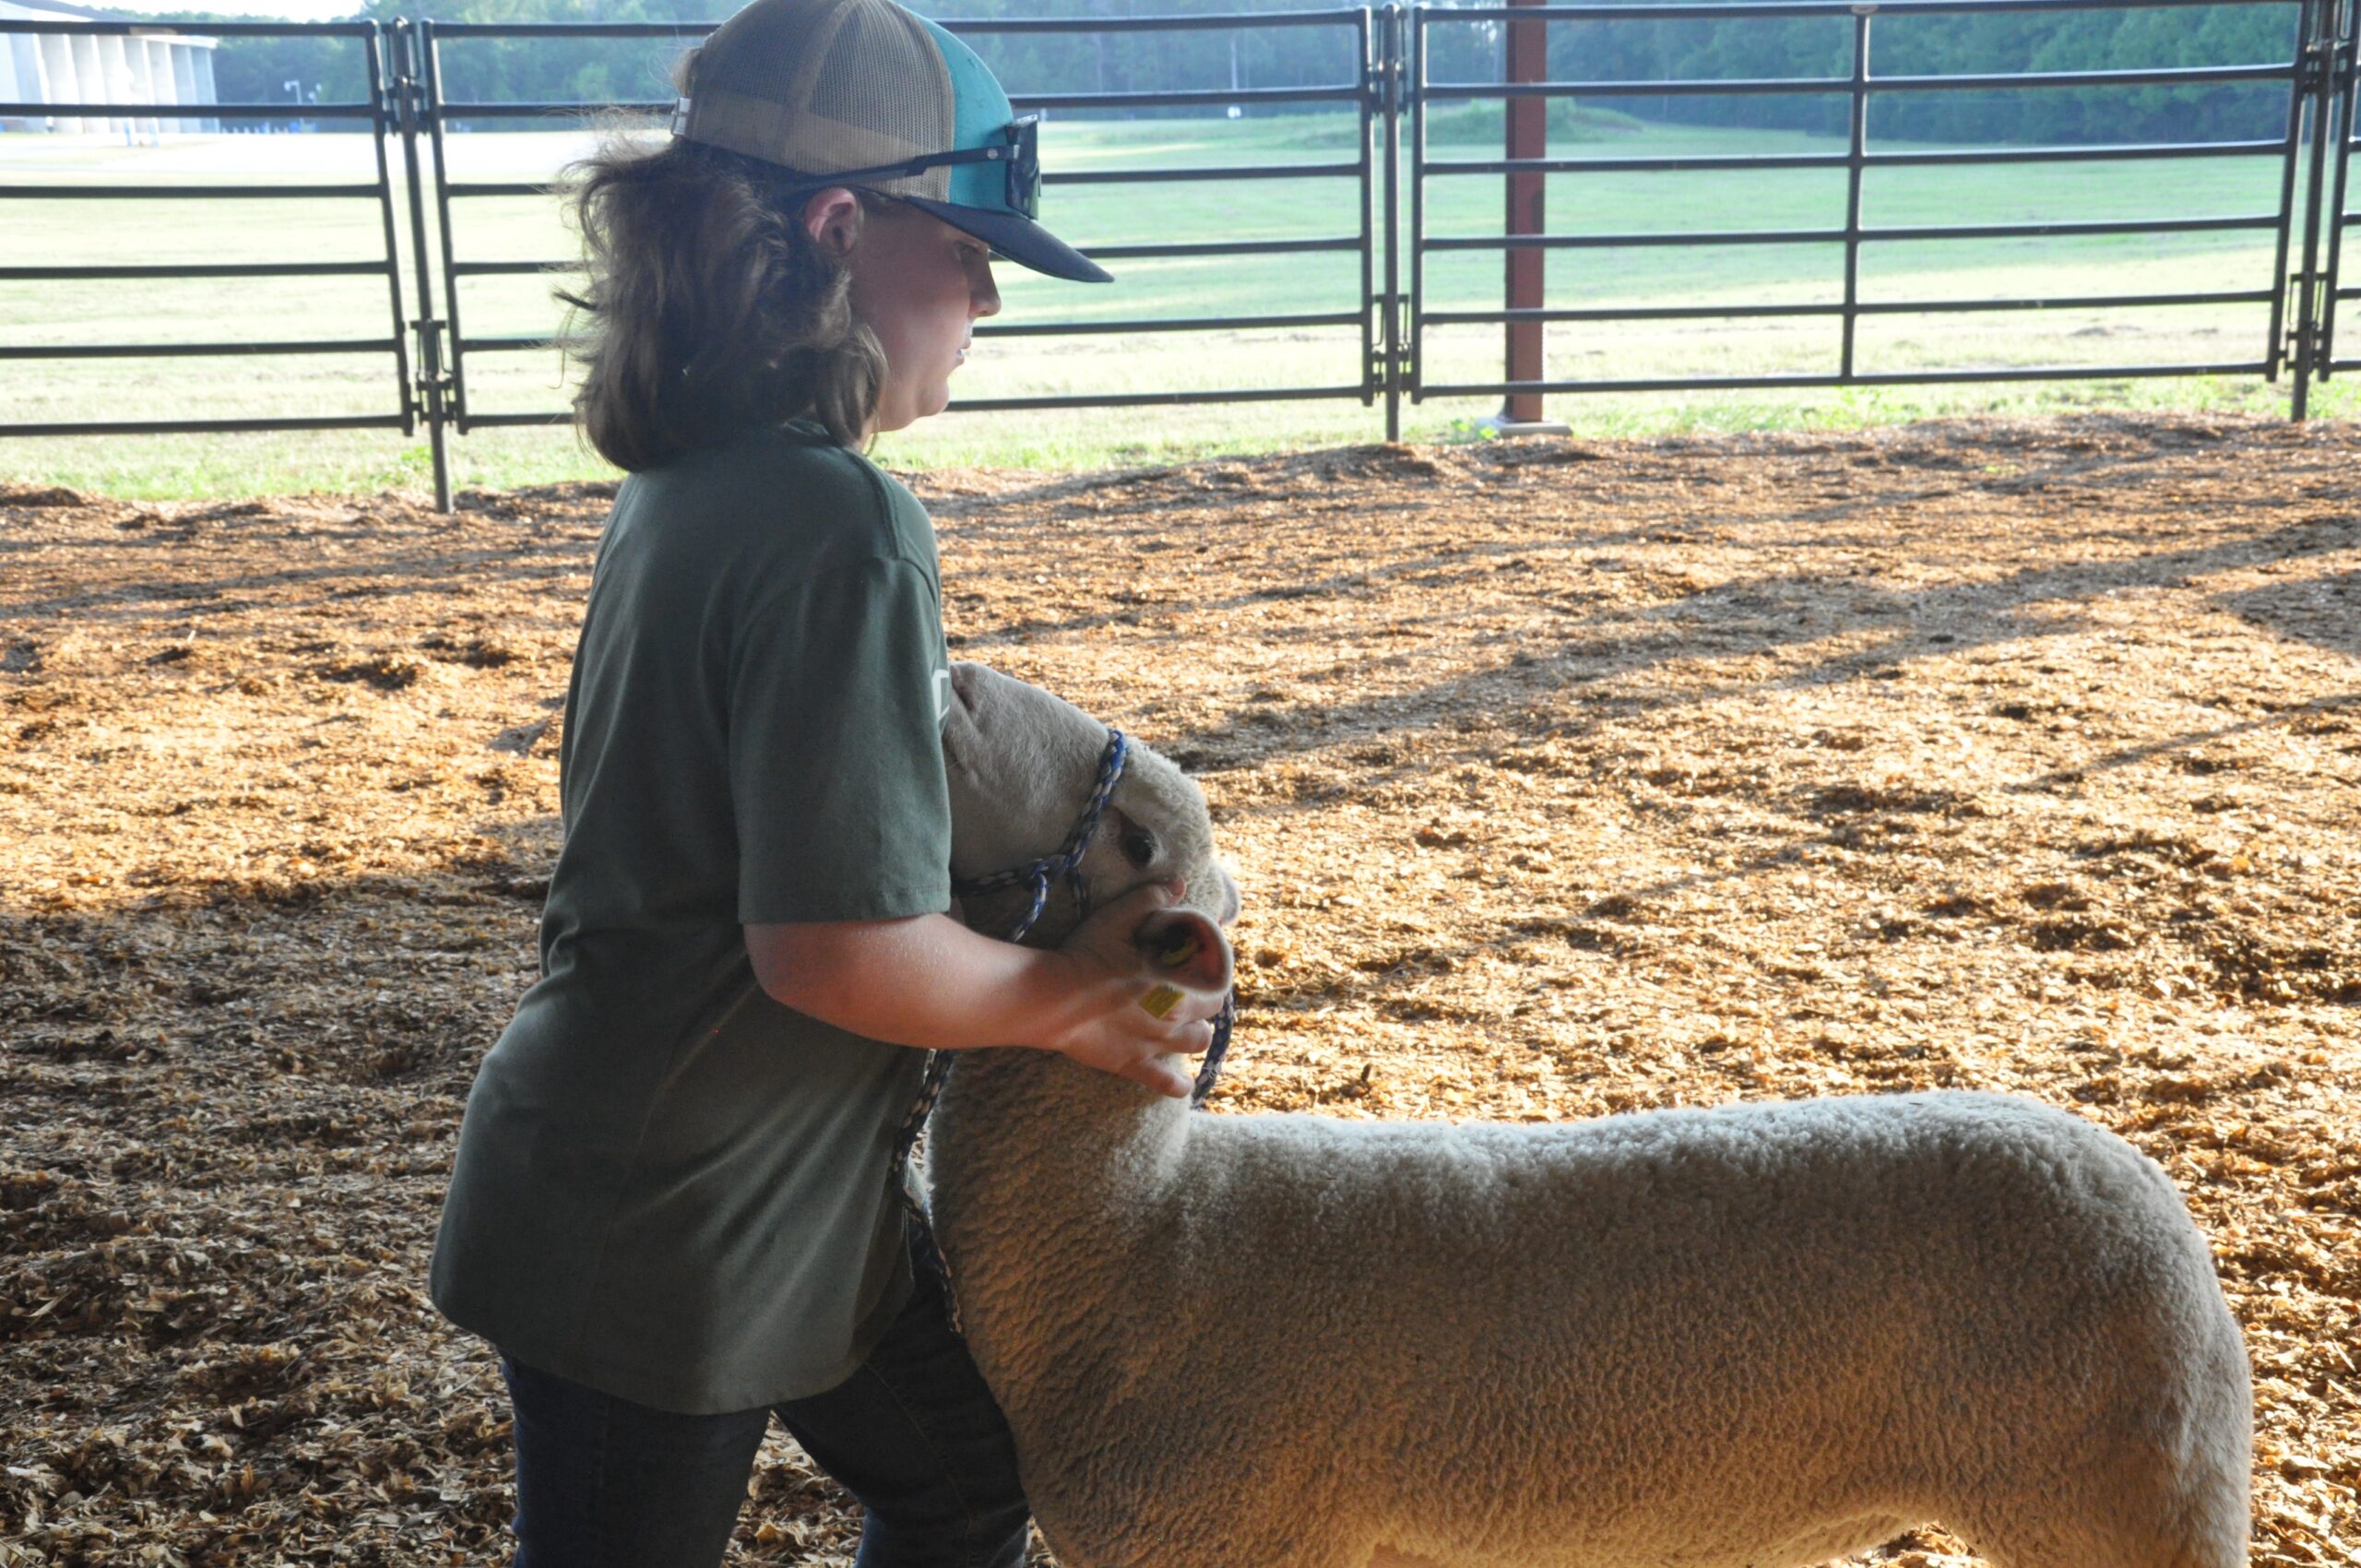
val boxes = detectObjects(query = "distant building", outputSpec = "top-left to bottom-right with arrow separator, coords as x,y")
0,0 -> 219,134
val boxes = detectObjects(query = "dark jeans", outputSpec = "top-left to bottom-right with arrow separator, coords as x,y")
498,1234 -> 1030,1568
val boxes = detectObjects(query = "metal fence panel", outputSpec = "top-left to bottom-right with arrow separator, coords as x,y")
0,18 -> 415,441
2,3 -> 2355,508
1405,0 -> 2332,409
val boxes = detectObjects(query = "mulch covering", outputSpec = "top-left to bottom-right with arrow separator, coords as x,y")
1,412 -> 2355,1568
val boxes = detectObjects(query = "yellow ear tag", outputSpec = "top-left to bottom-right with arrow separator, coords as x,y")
1139,983 -> 1185,1019
1157,934 -> 1203,969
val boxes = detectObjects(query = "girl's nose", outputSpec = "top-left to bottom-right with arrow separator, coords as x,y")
971,264 -> 1001,320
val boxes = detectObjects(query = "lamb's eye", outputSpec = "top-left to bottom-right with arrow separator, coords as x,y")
1121,827 -> 1158,868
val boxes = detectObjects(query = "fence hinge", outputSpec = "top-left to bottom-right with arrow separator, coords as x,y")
1368,3 -> 1403,116
410,315 -> 455,420
384,59 -> 412,135
2296,32 -> 2338,96
384,20 -> 415,135
2285,306 -> 2326,371
1368,291 -> 1413,396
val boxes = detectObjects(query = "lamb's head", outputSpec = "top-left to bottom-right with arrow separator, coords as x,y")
942,661 -> 1239,971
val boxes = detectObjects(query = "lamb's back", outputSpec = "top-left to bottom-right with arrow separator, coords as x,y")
1109,1090 -> 2215,1553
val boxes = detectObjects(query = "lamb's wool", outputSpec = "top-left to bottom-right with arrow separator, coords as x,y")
928,662 -> 2252,1568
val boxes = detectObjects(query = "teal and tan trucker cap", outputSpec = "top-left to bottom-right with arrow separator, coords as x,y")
672,0 -> 1111,283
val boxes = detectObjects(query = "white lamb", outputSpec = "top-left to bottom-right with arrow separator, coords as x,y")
927,659 -> 2252,1568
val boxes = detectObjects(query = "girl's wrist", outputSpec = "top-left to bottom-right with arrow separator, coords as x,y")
1003,945 -> 1092,1056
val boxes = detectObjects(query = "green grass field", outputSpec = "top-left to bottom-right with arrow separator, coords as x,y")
4,113 -> 2354,497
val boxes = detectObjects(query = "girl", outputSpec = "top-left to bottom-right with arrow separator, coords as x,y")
428,1 -> 1223,1562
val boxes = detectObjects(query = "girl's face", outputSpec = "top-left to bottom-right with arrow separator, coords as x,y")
804,190 -> 1002,435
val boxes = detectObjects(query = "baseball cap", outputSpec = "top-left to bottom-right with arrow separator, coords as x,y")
672,0 -> 1112,283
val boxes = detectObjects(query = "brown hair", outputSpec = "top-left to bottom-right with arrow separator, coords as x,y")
558,135 -> 888,471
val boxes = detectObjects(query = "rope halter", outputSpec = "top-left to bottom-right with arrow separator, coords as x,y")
948,729 -> 1131,943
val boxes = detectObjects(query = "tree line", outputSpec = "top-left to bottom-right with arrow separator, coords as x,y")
187,0 -> 2303,146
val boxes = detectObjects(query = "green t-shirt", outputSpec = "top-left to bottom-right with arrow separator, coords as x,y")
429,421 -> 951,1414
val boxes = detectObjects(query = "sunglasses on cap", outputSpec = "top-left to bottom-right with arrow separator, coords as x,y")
789,116 -> 1041,222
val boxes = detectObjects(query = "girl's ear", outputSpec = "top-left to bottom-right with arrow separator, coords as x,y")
801,186 -> 863,262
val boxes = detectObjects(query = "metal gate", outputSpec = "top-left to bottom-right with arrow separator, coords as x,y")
0,18 -> 417,442
3,3 -> 2356,511
1404,0 -> 2359,421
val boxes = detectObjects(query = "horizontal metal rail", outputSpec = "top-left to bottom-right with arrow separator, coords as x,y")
450,382 -> 1379,425
0,100 -> 379,118
0,183 -> 389,200
1425,139 -> 2292,176
947,385 -> 1374,410
0,17 -> 374,32
437,411 -> 573,428
414,6 -> 1367,36
438,182 -> 563,198
446,260 -> 572,276
1422,0 -> 2296,20
975,312 -> 1366,336
431,84 -> 1365,120
1422,64 -> 2295,101
0,261 -> 394,280
1418,361 -> 2276,398
1078,236 -> 1364,259
457,311 -> 1365,356
426,100 -> 669,118
437,163 -> 1367,200
0,339 -> 402,359
448,233 -> 1362,276
0,415 -> 409,437
1422,290 -> 2279,324
452,335 -> 562,353
1014,86 -> 1362,111
1054,162 -> 1362,184
945,8 -> 1367,30
419,19 -> 714,36
1422,214 -> 2282,251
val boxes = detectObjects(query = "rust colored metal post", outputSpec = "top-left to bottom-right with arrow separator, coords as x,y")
1502,0 -> 1547,424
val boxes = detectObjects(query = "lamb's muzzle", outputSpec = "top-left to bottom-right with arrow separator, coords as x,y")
928,660 -> 2252,1568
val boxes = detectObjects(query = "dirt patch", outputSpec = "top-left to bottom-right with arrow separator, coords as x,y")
3,412 -> 2356,1566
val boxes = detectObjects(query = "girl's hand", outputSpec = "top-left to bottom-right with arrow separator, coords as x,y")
1039,882 -> 1226,1098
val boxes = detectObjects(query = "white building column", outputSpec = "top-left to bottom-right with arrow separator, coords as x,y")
40,32 -> 76,131
168,42 -> 198,134
143,39 -> 175,134
0,30 -> 22,131
192,44 -> 217,132
120,33 -> 157,138
6,35 -> 41,114
72,32 -> 108,133
99,31 -> 131,135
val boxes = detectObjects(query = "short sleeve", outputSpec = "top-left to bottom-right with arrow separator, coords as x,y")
730,557 -> 952,925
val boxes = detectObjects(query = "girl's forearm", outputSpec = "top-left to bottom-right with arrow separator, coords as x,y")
744,913 -> 1075,1051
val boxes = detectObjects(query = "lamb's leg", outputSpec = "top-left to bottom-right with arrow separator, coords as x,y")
1962,1503 -> 2249,1568
1949,1408 -> 2251,1568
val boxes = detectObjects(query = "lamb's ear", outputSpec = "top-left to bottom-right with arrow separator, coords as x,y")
1133,908 -> 1234,995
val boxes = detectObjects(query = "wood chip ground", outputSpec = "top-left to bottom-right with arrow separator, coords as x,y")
1,412 -> 2355,1567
